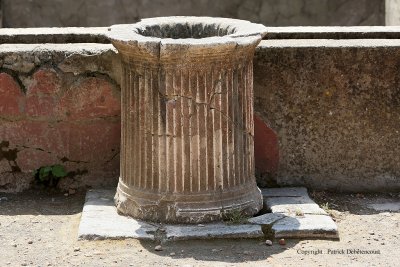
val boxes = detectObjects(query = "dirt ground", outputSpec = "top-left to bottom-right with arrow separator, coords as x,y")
0,189 -> 399,267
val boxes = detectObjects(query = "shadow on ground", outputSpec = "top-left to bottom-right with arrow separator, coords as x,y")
0,188 -> 86,215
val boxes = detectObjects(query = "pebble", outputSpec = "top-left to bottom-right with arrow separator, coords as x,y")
64,193 -> 69,197
169,252 -> 176,256
28,240 -> 33,244
211,249 -> 218,252
197,224 -> 205,227
278,239 -> 286,246
369,231 -> 375,235
74,247 -> 80,252
243,251 -> 251,255
154,245 -> 163,251
265,240 -> 273,246
0,197 -> 8,201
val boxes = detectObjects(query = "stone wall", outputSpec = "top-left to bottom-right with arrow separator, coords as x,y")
0,42 -> 121,192
1,27 -> 400,193
1,0 -> 384,27
254,37 -> 400,192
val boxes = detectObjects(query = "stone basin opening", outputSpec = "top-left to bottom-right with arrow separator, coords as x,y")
137,23 -> 237,39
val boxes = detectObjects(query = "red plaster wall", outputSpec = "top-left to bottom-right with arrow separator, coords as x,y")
0,69 -> 121,191
254,114 -> 279,182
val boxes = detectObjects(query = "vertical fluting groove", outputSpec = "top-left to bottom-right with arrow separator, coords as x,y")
152,69 -> 159,191
221,69 -> 228,190
135,71 -> 141,188
183,69 -> 191,193
160,69 -> 167,193
172,70 -> 178,193
232,68 -> 240,185
167,70 -> 176,193
120,66 -> 126,183
127,69 -> 133,187
242,66 -> 247,185
164,70 -> 172,192
248,61 -> 255,177
137,70 -> 143,188
188,72 -> 193,193
227,68 -> 234,188
206,68 -> 214,191
142,68 -> 148,189
239,66 -> 245,185
175,69 -> 182,193
198,70 -> 207,192
208,67 -> 218,190
196,71 -> 201,192
150,69 -> 154,189
146,68 -> 153,189
216,69 -> 224,190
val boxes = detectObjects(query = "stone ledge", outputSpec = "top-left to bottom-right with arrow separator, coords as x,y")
259,39 -> 400,48
0,27 -> 109,44
264,26 -> 400,39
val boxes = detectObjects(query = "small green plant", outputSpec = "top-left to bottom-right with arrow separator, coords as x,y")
34,164 -> 67,187
321,202 -> 330,213
221,208 -> 249,225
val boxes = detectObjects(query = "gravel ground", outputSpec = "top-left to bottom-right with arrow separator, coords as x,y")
0,189 -> 399,267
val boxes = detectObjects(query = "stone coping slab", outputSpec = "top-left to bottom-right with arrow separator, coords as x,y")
78,188 -> 338,241
4,26 -> 400,44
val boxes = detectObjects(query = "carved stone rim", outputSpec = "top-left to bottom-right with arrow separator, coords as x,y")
107,16 -> 268,48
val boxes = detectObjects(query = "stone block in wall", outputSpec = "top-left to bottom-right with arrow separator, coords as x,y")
254,39 -> 400,192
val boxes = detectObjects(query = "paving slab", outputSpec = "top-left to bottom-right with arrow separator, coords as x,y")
265,196 -> 327,215
78,189 -> 157,240
165,224 -> 263,241
78,189 -> 263,241
368,202 -> 400,212
272,215 -> 339,239
78,188 -> 338,241
247,213 -> 286,225
261,187 -> 308,198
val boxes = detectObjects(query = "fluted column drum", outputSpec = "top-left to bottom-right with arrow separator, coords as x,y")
108,17 -> 267,223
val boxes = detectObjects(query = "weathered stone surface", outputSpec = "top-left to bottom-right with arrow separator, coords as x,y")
165,224 -> 264,241
265,197 -> 327,215
26,69 -> 62,118
0,73 -> 25,117
110,17 -> 266,223
78,189 -> 264,241
261,187 -> 308,197
1,0 -> 384,28
0,44 -> 121,192
368,202 -> 400,212
58,76 -> 120,120
272,215 -> 339,239
247,213 -> 286,225
254,39 -> 400,191
78,190 -> 157,240
386,0 -> 400,25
